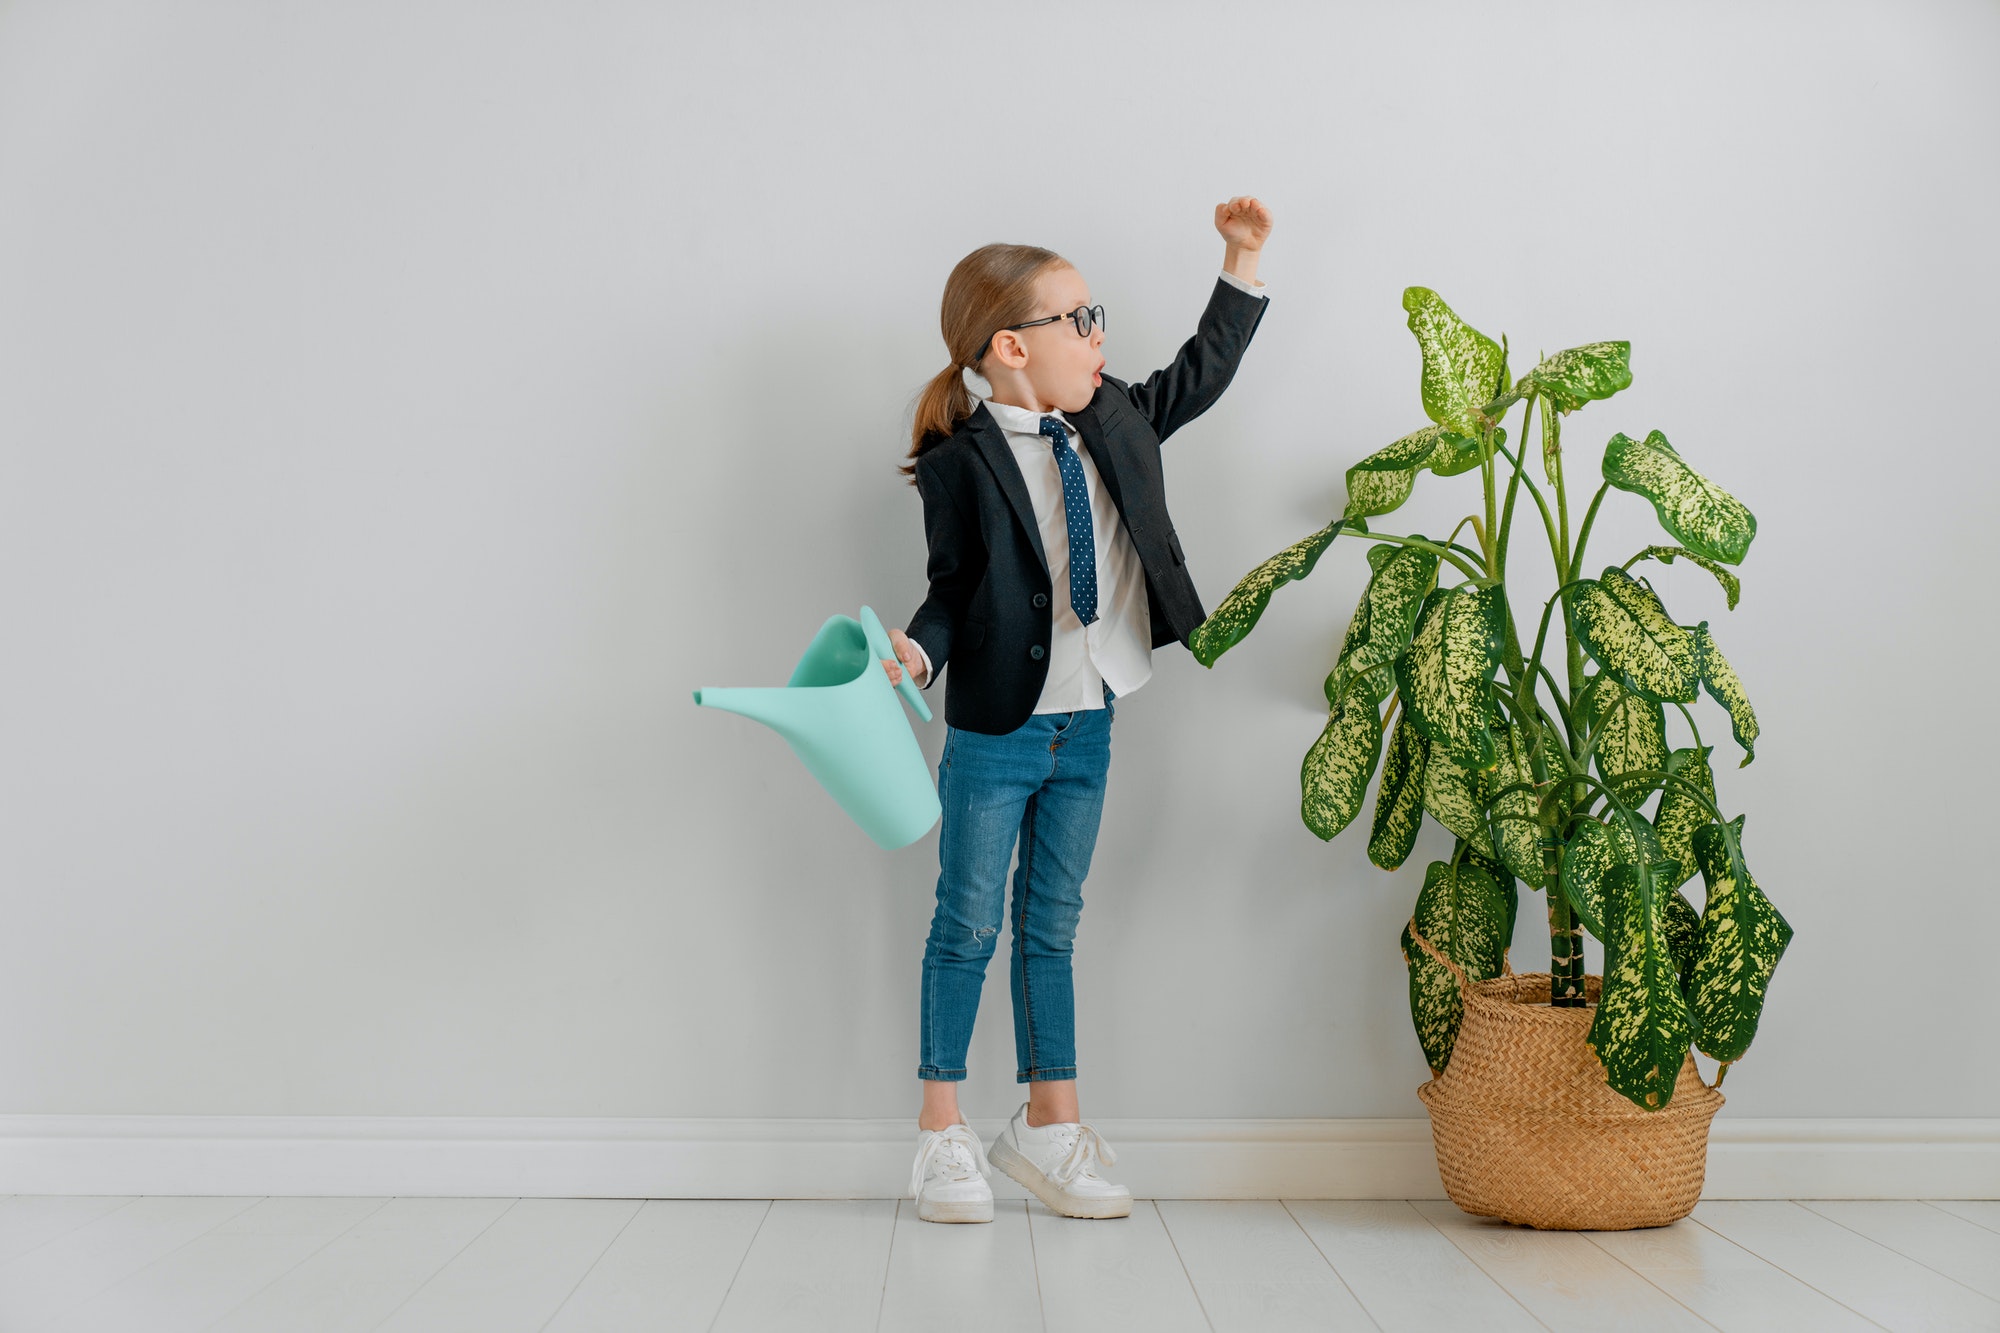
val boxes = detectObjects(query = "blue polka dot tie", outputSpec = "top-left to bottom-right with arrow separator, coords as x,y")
1039,415 -> 1098,627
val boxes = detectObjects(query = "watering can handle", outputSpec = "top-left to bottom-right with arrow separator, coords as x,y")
860,605 -> 933,723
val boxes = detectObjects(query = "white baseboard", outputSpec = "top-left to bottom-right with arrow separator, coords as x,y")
0,1115 -> 1992,1200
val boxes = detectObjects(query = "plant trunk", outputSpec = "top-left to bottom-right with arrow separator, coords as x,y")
1548,891 -> 1586,1006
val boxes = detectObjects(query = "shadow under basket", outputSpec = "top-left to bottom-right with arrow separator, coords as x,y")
1417,970 -> 1723,1231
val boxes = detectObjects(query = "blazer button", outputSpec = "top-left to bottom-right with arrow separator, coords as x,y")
1030,645 -> 1045,660
1032,593 -> 1048,608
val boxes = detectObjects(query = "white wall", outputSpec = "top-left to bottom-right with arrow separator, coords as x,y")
0,0 -> 1993,1124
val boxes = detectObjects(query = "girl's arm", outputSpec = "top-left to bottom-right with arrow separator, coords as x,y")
887,454 -> 979,689
1112,196 -> 1276,443
1218,195 -> 1271,288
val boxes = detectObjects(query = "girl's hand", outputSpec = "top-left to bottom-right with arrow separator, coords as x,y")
882,626 -> 928,688
1215,195 -> 1273,251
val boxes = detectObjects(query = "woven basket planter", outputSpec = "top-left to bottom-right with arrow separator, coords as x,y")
1412,929 -> 1724,1230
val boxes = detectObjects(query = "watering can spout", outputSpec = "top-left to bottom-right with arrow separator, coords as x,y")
692,606 -> 940,850
689,687 -> 803,744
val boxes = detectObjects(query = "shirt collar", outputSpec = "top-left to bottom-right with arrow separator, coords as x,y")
982,396 -> 1072,438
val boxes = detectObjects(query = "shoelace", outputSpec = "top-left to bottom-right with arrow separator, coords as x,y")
1042,1121 -> 1118,1187
910,1123 -> 992,1197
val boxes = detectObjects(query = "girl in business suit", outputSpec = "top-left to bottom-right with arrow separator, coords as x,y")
881,199 -> 1273,1223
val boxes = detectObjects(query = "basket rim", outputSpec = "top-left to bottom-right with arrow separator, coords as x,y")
1419,1078 -> 1725,1118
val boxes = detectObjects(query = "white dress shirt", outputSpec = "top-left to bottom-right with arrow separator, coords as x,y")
909,268 -> 1268,714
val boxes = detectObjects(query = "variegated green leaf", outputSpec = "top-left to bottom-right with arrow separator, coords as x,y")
1525,341 -> 1634,413
1610,813 -> 1674,883
1461,841 -> 1520,946
1429,428 -> 1492,477
1692,622 -> 1759,767
1487,721 -> 1548,887
1301,690 -> 1385,841
1654,746 -> 1717,891
1541,393 -> 1562,487
1325,583 -> 1389,707
1630,546 -> 1741,611
1557,819 -> 1611,937
1485,342 -> 1633,418
1569,568 -> 1699,704
1344,468 -> 1418,523
1342,426 -> 1482,521
1688,818 -> 1792,1062
1558,812 -> 1672,939
1395,585 -> 1506,770
1401,859 -> 1510,1072
1588,861 -> 1695,1111
1603,430 -> 1757,565
1354,423 -> 1463,471
1368,713 -> 1428,871
1421,742 -> 1488,855
1662,887 -> 1701,982
1403,288 -> 1509,436
1578,673 -> 1670,804
1326,543 -> 1439,705
1191,517 -> 1360,668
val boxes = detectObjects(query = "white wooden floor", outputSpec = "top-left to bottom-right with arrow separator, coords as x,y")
0,1195 -> 1994,1332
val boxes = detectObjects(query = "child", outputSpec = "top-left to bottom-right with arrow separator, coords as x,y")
882,198 -> 1273,1223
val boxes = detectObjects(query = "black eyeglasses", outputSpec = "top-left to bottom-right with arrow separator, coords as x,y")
974,304 -> 1106,363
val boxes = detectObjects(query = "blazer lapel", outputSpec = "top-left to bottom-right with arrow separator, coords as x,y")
966,403 -> 1051,582
1069,400 -> 1130,522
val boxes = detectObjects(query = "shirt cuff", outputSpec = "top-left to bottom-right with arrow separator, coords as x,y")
1219,268 -> 1268,298
912,640 -> 935,689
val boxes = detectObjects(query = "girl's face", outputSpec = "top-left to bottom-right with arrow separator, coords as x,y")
985,263 -> 1107,414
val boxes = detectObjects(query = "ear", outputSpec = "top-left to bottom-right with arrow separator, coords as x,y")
987,328 -> 1030,370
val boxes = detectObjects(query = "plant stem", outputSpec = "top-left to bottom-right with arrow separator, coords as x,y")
1548,888 -> 1585,1006
1672,700 -> 1707,752
1353,531 -> 1488,583
1492,402 -> 1562,581
1569,482 -> 1612,584
1480,425 -> 1499,575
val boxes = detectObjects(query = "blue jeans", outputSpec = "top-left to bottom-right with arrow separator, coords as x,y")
918,681 -> 1116,1084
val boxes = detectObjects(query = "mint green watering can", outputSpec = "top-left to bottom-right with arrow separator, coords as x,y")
692,606 -> 940,849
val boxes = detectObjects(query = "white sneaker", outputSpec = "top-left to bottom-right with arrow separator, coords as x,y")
910,1122 -> 994,1223
987,1101 -> 1132,1219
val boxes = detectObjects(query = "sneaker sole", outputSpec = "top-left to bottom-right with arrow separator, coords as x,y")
989,1138 -> 1133,1219
915,1190 -> 993,1223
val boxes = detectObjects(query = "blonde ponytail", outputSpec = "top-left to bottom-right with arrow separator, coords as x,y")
899,243 -> 1068,485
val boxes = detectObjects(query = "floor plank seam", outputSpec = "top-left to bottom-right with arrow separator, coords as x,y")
0,1196 -> 142,1276
535,1198 -> 645,1333
1687,1213 -> 1896,1332
203,1196 -> 395,1333
64,1193 -> 265,1330
1151,1200 -> 1216,1333
1406,1200 -> 1557,1332
1577,1227 -> 1728,1332
1794,1199 -> 2000,1308
1021,1199 -> 1047,1333
368,1196 -> 521,1333
873,1198 -> 898,1333
702,1197 -> 771,1333
1277,1199 -> 1384,1333
1922,1199 -> 2000,1238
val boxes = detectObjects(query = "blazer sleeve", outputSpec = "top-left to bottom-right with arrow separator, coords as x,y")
903,452 -> 981,689
1112,275 -> 1270,443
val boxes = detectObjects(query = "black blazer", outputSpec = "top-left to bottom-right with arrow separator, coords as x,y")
904,275 -> 1270,734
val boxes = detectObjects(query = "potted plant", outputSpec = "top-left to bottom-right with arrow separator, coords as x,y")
1191,288 -> 1792,1230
